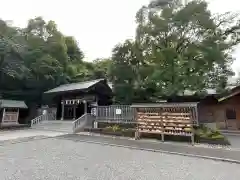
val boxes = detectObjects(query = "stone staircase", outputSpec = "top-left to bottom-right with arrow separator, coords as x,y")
72,113 -> 96,133
30,113 -> 95,133
32,120 -> 74,133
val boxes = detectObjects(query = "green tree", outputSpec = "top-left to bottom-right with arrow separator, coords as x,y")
92,58 -> 112,79
0,20 -> 28,81
0,17 -> 87,104
111,0 -> 240,103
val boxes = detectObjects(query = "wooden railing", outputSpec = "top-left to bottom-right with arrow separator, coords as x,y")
72,113 -> 95,133
31,114 -> 47,126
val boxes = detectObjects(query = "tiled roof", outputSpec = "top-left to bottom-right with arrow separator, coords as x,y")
131,102 -> 198,108
44,79 -> 110,94
0,99 -> 28,109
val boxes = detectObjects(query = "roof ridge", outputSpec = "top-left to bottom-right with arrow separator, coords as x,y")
59,78 -> 105,87
44,78 -> 109,94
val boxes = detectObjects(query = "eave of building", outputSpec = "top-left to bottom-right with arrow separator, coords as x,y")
0,99 -> 28,109
44,79 -> 111,94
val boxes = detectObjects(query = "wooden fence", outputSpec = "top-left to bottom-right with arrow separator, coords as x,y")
95,105 -> 134,123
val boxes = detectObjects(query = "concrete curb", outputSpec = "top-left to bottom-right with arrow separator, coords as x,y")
69,138 -> 240,165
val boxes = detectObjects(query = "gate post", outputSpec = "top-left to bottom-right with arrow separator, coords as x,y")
83,100 -> 87,114
61,100 -> 64,120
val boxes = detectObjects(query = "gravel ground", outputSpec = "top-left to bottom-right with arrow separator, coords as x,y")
0,138 -> 240,180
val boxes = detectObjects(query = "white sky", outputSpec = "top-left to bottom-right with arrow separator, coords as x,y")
1,0 -> 240,73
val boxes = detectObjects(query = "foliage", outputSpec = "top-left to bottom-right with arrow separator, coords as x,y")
1,0 -> 240,105
0,17 -> 89,103
110,0 -> 240,103
105,125 -> 121,132
195,124 -> 224,139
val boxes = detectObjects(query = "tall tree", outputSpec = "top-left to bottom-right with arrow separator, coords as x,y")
0,20 -> 28,81
0,17 -> 86,103
110,41 -> 136,103
92,58 -> 112,79
111,0 -> 240,103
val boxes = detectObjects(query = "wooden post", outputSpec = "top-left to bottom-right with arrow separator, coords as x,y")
2,108 -> 6,124
73,104 -> 76,120
160,110 -> 164,142
191,133 -> 195,145
83,100 -> 87,114
134,108 -> 140,140
161,133 -> 165,142
94,121 -> 98,128
16,108 -> 19,124
134,130 -> 140,140
61,100 -> 64,120
83,100 -> 88,123
195,105 -> 199,126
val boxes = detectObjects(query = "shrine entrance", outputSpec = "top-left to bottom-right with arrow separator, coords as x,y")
44,79 -> 113,120
64,106 -> 74,120
60,99 -> 92,120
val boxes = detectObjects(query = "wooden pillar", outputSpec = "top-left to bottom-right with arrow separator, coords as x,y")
73,104 -> 76,120
16,108 -> 19,124
83,100 -> 88,123
83,100 -> 87,114
61,100 -> 64,120
2,108 -> 5,123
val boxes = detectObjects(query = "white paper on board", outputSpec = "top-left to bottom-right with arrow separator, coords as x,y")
115,109 -> 122,115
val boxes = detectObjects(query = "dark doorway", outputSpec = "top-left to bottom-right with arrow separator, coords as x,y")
64,105 -> 74,120
56,102 -> 93,120
76,103 -> 85,119
56,100 -> 62,120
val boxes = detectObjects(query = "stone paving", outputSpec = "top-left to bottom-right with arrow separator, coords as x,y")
0,129 -> 67,141
225,135 -> 240,149
1,136 -> 240,180
1,127 -> 240,180
57,134 -> 240,163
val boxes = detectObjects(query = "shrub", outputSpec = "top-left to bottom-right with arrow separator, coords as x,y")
195,125 -> 225,139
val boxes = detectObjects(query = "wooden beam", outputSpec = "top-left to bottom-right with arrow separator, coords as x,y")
218,90 -> 240,102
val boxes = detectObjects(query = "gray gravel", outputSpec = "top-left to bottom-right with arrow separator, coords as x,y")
0,138 -> 240,180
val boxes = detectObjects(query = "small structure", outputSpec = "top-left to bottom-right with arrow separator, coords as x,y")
190,85 -> 240,130
211,85 -> 240,130
0,99 -> 28,126
154,87 -> 240,131
131,103 -> 198,144
44,79 -> 113,120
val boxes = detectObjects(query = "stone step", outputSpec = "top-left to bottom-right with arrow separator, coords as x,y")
32,120 -> 73,133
